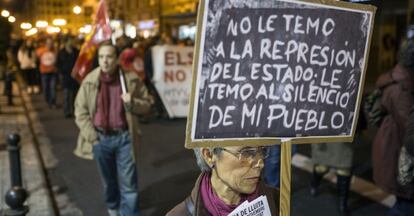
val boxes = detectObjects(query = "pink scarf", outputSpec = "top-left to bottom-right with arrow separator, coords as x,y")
200,172 -> 259,216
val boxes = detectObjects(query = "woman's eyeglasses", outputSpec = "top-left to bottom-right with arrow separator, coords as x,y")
220,147 -> 270,163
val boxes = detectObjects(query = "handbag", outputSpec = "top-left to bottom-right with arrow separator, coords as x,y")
363,89 -> 386,127
397,146 -> 414,185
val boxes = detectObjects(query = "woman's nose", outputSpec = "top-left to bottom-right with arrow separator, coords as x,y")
252,158 -> 264,169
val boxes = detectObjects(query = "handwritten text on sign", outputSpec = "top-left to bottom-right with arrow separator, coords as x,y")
193,1 -> 372,139
152,45 -> 193,118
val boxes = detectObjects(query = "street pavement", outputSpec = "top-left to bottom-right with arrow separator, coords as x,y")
1,77 -> 394,215
0,81 -> 54,215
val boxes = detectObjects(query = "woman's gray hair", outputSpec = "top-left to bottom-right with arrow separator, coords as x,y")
398,38 -> 414,71
193,147 -> 223,172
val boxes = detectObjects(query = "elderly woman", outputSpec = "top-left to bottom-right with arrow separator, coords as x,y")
167,146 -> 279,216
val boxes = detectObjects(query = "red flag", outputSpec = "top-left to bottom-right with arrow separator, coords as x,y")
71,0 -> 112,82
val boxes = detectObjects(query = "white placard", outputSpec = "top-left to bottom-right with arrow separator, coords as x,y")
152,45 -> 194,118
228,195 -> 271,216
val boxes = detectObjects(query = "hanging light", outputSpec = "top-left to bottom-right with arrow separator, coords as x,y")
36,20 -> 48,28
1,10 -> 10,17
20,23 -> 32,30
8,16 -> 16,23
52,19 -> 67,26
73,6 -> 82,14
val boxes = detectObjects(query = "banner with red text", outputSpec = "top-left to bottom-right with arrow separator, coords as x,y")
152,45 -> 194,118
71,0 -> 112,82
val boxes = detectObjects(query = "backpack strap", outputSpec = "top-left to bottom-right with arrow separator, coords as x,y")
185,195 -> 195,216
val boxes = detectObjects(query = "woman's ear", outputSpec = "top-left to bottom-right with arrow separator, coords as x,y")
201,148 -> 215,168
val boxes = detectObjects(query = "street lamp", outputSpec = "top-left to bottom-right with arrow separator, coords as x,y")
73,6 -> 82,14
46,26 -> 60,34
8,16 -> 15,23
1,10 -> 10,17
25,28 -> 38,37
35,20 -> 48,28
52,18 -> 66,26
20,23 -> 32,30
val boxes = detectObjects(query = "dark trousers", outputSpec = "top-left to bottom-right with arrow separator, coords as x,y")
21,68 -> 37,86
41,73 -> 57,106
264,144 -> 297,188
388,197 -> 414,216
4,71 -> 14,105
63,88 -> 77,116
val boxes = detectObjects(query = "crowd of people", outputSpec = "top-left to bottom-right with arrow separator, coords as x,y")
0,32 -> 413,216
1,33 -> 193,118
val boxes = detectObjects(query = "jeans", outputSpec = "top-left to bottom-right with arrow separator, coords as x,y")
388,197 -> 414,216
63,88 -> 77,116
93,131 -> 139,216
41,73 -> 57,106
264,144 -> 297,188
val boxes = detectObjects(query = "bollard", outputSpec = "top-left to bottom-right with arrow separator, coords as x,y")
3,133 -> 29,216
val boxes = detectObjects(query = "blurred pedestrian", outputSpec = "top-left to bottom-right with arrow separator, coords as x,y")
372,38 -> 414,216
116,35 -> 132,53
310,142 -> 354,215
309,109 -> 366,215
74,42 -> 153,216
57,36 -> 79,118
143,36 -> 169,118
167,146 -> 278,216
36,38 -> 58,108
4,48 -> 17,105
119,48 -> 145,82
17,39 -> 38,94
264,145 -> 297,189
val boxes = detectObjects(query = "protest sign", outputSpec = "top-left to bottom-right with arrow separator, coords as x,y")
152,45 -> 194,118
186,0 -> 376,147
228,196 -> 272,216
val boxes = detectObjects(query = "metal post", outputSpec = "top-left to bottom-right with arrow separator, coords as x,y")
4,133 -> 29,216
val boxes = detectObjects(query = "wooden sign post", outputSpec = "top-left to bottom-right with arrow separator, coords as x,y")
186,0 -> 376,215
280,140 -> 292,216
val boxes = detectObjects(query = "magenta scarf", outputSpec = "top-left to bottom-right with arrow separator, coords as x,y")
200,172 -> 259,216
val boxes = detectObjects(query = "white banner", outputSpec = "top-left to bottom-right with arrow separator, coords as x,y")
152,45 -> 194,118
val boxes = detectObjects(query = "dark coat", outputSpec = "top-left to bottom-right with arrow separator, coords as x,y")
57,46 -> 79,90
373,65 -> 414,199
167,173 -> 279,216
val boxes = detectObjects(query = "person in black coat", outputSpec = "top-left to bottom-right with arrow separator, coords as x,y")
57,36 -> 79,118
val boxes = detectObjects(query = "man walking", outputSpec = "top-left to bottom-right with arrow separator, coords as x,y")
36,38 -> 58,108
74,42 -> 153,216
57,36 -> 79,118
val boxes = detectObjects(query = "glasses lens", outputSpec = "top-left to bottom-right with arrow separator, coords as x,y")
238,147 -> 269,160
240,149 -> 256,160
261,147 -> 269,159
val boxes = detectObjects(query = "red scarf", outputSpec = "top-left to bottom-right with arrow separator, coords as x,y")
200,172 -> 259,216
95,70 -> 126,133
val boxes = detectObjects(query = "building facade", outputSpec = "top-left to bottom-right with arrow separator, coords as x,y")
28,0 -> 95,34
136,0 -> 199,38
